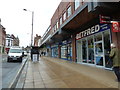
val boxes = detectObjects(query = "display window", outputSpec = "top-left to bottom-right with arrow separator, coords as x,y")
51,47 -> 58,58
76,26 -> 112,69
67,44 -> 72,60
61,43 -> 72,60
61,45 -> 67,59
103,31 -> 112,68
88,36 -> 94,64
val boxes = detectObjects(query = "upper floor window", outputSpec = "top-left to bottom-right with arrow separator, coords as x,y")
63,12 -> 66,21
60,17 -> 62,25
75,0 -> 80,10
56,21 -> 59,29
67,6 -> 71,17
54,25 -> 56,32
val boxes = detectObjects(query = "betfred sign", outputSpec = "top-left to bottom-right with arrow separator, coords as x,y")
76,24 -> 110,40
112,22 -> 120,32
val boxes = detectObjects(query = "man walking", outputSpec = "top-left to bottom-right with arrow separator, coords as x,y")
110,43 -> 120,82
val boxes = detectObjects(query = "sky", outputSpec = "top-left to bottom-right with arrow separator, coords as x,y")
0,0 -> 61,47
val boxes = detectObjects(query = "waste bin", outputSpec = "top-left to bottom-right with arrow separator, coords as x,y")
31,46 -> 40,62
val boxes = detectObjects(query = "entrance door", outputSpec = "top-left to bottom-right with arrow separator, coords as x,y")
77,40 -> 82,63
94,41 -> 104,66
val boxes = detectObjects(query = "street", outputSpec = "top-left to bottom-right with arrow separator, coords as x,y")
16,57 -> 119,88
1,54 -> 28,88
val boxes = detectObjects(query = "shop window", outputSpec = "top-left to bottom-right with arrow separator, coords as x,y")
52,47 -> 58,58
61,45 -> 67,59
77,40 -> 82,63
67,44 -> 72,60
94,33 -> 102,42
95,42 -> 103,66
88,36 -> 94,64
82,39 -> 87,63
103,30 -> 112,68
67,6 -> 71,17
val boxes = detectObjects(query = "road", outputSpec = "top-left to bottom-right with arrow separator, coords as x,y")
1,54 -> 28,88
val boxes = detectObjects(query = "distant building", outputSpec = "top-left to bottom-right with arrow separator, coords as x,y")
34,34 -> 41,46
0,19 -> 6,54
11,34 -> 19,46
5,34 -> 19,53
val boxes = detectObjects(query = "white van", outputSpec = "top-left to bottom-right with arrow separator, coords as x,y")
7,46 -> 23,62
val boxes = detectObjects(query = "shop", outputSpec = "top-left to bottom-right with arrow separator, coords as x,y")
51,45 -> 58,58
60,40 -> 72,60
76,23 -> 112,69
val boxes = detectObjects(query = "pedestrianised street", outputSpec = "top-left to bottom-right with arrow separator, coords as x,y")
16,57 -> 119,88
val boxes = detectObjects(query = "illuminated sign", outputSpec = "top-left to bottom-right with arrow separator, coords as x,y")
112,21 -> 120,32
76,24 -> 110,40
99,15 -> 111,23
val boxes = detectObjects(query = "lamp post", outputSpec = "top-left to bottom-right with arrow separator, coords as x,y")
23,9 -> 34,47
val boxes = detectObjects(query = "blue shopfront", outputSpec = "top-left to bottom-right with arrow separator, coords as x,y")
76,24 -> 112,69
51,45 -> 58,58
60,40 -> 72,61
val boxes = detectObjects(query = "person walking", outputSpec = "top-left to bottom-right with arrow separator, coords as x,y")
109,43 -> 120,82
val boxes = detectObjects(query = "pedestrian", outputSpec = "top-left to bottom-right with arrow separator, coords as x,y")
109,43 -> 120,82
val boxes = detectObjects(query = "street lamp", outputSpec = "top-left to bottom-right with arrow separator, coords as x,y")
23,9 -> 34,47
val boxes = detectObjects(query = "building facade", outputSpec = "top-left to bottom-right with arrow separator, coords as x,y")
0,19 -> 6,54
5,34 -> 19,53
34,34 -> 41,46
40,1 -> 120,69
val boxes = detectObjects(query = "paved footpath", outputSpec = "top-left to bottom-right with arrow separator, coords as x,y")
16,56 -> 120,89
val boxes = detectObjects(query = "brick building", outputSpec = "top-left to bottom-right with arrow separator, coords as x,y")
34,34 -> 41,46
5,34 -> 19,53
40,1 -> 120,70
0,19 -> 6,54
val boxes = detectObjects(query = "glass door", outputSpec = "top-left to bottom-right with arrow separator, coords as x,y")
88,36 -> 94,64
77,40 -> 82,63
94,41 -> 104,66
103,30 -> 112,68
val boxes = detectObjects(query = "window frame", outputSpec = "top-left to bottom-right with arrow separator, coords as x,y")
67,6 -> 72,18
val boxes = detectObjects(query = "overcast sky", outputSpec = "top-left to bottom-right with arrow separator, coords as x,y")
0,0 -> 61,47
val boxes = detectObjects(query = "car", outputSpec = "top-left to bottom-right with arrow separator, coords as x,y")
7,46 -> 23,62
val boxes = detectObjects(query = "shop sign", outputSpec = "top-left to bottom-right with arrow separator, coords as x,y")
76,24 -> 110,40
112,21 -> 120,32
99,15 -> 111,23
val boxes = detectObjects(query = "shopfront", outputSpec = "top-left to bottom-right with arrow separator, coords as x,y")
51,45 -> 58,58
60,40 -> 72,60
76,24 -> 112,69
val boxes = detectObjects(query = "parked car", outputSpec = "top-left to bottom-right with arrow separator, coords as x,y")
7,46 -> 23,62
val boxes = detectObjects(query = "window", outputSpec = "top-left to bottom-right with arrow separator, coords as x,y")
75,0 -> 80,10
82,39 -> 87,63
63,12 -> 66,21
60,17 -> 62,25
56,21 -> 59,29
88,36 -> 94,64
55,24 -> 57,31
67,6 -> 71,17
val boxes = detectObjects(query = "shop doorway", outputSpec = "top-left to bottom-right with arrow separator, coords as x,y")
94,41 -> 104,66
77,40 -> 82,63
